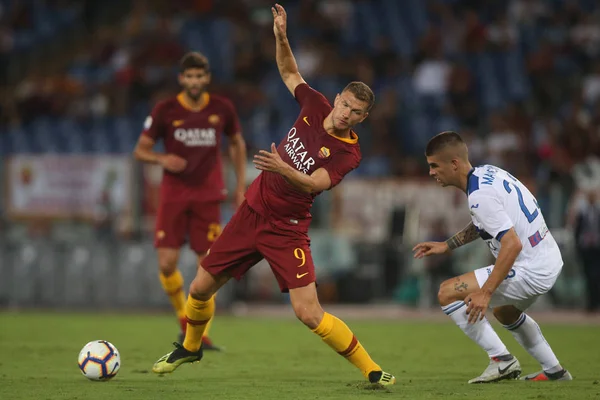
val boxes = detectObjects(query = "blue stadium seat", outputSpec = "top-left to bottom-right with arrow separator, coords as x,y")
92,67 -> 115,86
180,19 -> 218,71
355,156 -> 391,177
112,117 -> 136,154
56,119 -> 85,153
8,126 -> 32,153
0,132 -> 10,155
67,64 -> 91,83
12,32 -> 35,52
406,112 -> 433,154
6,1 -> 79,55
244,108 -> 272,151
57,7 -> 78,26
89,120 -> 111,153
435,114 -> 460,133
31,118 -> 59,153
354,1 -> 381,52
396,76 -> 419,109
132,102 -> 151,121
504,49 -> 530,101
384,0 -> 418,55
465,53 -> 504,112
212,19 -> 234,81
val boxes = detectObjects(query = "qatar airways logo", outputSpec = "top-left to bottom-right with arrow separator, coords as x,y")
284,127 -> 315,174
174,128 -> 216,147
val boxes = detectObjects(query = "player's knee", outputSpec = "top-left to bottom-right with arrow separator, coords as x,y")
437,280 -> 458,306
188,266 -> 223,301
157,252 -> 179,276
188,277 -> 214,302
493,306 -> 522,326
293,301 -> 324,329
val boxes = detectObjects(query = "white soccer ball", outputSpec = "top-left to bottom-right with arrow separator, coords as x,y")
77,340 -> 121,381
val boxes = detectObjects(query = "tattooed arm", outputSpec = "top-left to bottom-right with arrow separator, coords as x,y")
445,222 -> 480,251
413,221 -> 480,259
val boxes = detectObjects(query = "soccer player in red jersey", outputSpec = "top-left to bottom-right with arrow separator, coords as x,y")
152,4 -> 395,385
134,52 -> 247,350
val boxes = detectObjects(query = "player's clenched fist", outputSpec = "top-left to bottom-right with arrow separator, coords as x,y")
272,3 -> 287,40
159,153 -> 187,173
412,241 -> 450,259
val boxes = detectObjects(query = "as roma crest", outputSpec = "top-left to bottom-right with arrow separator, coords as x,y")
209,114 -> 220,125
318,146 -> 330,159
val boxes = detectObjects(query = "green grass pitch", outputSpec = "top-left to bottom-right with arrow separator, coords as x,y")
0,312 -> 599,399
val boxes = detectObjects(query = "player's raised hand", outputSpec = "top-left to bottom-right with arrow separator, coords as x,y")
272,3 -> 287,40
159,154 -> 187,173
412,241 -> 450,259
253,143 -> 287,174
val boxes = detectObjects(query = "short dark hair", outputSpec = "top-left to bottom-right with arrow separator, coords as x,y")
425,131 -> 466,156
179,52 -> 210,73
342,81 -> 375,111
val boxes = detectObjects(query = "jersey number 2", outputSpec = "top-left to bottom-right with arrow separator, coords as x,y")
503,179 -> 539,223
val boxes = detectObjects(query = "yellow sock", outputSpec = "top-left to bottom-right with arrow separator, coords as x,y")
183,295 -> 215,352
159,270 -> 186,320
312,312 -> 381,379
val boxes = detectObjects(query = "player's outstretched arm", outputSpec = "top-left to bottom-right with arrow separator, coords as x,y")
413,222 -> 479,259
272,3 -> 306,95
445,222 -> 480,250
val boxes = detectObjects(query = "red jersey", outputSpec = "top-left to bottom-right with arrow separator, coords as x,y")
142,92 -> 241,202
245,83 -> 362,231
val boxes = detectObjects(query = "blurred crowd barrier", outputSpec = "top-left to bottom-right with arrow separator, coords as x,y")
0,156 -> 586,311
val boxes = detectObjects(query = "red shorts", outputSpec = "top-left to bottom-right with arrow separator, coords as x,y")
202,201 -> 315,292
154,200 -> 221,254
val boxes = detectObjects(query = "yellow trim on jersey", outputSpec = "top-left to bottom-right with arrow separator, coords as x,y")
327,131 -> 359,144
177,92 -> 210,112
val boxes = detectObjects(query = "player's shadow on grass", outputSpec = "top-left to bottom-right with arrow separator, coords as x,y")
347,382 -> 392,392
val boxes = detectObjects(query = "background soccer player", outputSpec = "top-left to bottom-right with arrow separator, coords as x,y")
133,52 -> 247,350
151,4 -> 395,386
